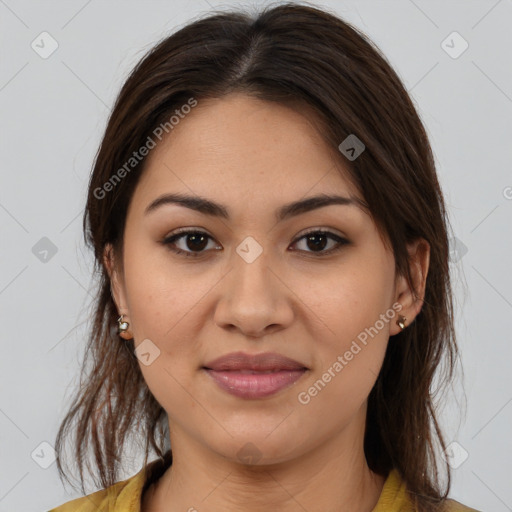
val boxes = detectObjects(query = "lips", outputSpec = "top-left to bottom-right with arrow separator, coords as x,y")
203,351 -> 307,372
202,351 -> 308,399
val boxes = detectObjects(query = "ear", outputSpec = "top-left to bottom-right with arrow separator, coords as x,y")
389,237 -> 430,336
103,243 -> 129,316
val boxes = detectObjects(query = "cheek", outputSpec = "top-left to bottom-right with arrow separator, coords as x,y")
299,254 -> 394,395
304,258 -> 394,342
295,301 -> 390,432
119,249 -> 209,406
122,242 -> 198,339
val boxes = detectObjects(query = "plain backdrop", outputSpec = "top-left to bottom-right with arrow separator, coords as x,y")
1,1 -> 511,511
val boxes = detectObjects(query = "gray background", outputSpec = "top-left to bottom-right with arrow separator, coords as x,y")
1,0 -> 511,510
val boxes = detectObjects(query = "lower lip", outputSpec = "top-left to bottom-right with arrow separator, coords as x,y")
203,368 -> 307,399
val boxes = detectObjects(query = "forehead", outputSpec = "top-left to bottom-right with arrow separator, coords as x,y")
132,94 -> 363,215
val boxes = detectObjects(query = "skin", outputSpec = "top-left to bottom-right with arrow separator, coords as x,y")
105,93 -> 430,512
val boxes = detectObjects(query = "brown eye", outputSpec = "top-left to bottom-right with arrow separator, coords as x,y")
162,228 -> 349,259
162,230 -> 219,257
290,230 -> 349,256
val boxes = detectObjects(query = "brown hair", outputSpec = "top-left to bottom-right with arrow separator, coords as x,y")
54,3 -> 463,510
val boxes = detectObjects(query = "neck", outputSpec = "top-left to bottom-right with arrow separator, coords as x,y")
144,417 -> 386,512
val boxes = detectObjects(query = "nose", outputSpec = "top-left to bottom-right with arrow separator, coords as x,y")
213,248 -> 294,339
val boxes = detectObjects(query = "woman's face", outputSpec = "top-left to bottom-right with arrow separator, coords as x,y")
107,93 -> 424,465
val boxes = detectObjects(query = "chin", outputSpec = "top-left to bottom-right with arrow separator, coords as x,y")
207,431 -> 305,467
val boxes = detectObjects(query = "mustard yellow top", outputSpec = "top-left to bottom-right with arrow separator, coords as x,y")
49,451 -> 480,512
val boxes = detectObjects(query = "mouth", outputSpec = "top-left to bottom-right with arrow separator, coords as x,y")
202,368 -> 308,399
202,351 -> 308,399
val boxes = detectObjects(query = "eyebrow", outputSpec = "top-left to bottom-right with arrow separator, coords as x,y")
144,192 -> 368,222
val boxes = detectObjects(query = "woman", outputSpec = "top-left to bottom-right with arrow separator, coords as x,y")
49,2 -> 479,511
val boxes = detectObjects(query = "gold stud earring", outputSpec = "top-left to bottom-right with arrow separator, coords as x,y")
117,315 -> 132,340
396,315 -> 407,330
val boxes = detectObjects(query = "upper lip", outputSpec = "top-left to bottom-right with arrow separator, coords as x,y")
203,351 -> 308,371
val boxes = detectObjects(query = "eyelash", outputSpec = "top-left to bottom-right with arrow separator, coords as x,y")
161,228 -> 349,258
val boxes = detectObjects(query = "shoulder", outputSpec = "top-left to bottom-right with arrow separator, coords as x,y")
443,498 -> 482,512
48,470 -> 145,512
380,469 -> 481,512
48,451 -> 172,512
